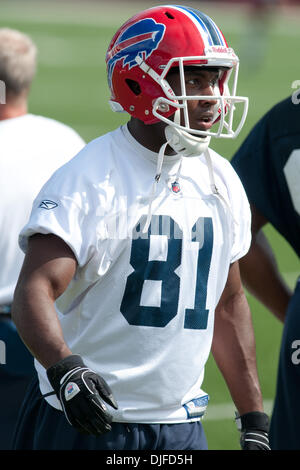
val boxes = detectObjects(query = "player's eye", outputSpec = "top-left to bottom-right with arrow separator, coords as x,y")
185,78 -> 199,86
209,78 -> 218,87
185,75 -> 219,90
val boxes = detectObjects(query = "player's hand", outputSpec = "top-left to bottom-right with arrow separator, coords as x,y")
47,354 -> 118,435
236,411 -> 271,450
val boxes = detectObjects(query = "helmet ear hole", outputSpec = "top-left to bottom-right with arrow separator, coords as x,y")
125,79 -> 141,96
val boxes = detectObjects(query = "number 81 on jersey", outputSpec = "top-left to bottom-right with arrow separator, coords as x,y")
120,215 -> 213,330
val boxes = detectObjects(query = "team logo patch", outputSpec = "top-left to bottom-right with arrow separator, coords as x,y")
171,181 -> 181,194
39,200 -> 58,210
106,18 -> 166,88
65,382 -> 80,401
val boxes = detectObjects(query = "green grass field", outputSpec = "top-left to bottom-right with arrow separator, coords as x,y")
2,0 -> 299,450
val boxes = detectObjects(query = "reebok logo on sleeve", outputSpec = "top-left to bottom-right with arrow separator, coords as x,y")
39,200 -> 58,210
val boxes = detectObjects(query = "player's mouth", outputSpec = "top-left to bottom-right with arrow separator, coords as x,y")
195,113 -> 214,131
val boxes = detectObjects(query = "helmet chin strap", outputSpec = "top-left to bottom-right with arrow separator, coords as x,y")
165,125 -> 211,157
164,108 -> 211,157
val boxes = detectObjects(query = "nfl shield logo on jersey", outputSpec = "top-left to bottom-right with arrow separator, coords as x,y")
171,181 -> 181,194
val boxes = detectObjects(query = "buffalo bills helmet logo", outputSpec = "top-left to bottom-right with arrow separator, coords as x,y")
107,18 -> 166,89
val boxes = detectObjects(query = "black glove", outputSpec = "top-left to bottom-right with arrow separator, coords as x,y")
47,354 -> 118,435
235,411 -> 270,450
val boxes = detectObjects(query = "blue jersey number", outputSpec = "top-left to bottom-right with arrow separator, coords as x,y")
120,215 -> 213,329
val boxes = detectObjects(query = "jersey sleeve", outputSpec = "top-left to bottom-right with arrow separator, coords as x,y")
19,158 -> 97,267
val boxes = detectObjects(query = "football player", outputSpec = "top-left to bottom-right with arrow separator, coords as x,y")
0,28 -> 85,449
11,6 -> 269,450
231,96 -> 300,449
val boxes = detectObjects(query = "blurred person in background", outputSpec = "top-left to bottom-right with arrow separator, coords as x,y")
231,96 -> 300,449
217,0 -> 279,72
0,27 -> 85,449
241,0 -> 279,72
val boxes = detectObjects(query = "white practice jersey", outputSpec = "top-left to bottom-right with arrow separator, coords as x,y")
20,124 -> 251,423
0,114 -> 85,305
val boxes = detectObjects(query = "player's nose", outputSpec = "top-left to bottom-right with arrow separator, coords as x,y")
199,85 -> 218,107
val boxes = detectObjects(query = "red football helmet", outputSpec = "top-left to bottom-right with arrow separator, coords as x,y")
106,5 -> 248,141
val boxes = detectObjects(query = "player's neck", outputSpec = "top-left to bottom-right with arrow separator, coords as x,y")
0,93 -> 28,121
0,103 -> 27,120
127,118 -> 176,156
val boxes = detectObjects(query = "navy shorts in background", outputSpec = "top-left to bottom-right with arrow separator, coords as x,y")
270,279 -> 300,450
12,377 -> 208,450
0,316 -> 35,450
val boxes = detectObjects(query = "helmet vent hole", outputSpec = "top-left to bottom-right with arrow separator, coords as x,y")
164,11 -> 174,19
125,79 -> 141,96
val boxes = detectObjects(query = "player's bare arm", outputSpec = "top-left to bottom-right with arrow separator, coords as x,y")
212,261 -> 270,449
12,233 -> 76,368
12,233 -> 118,436
238,204 -> 292,323
212,260 -> 263,414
